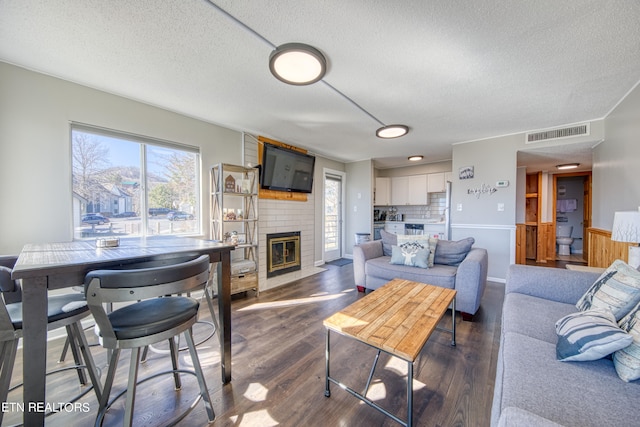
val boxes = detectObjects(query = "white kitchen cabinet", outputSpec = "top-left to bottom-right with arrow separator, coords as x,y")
391,176 -> 409,205
408,175 -> 428,204
427,172 -> 445,193
391,175 -> 427,205
374,177 -> 391,206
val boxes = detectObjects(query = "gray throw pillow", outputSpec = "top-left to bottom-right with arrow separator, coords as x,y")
379,229 -> 397,257
433,237 -> 475,265
0,266 -> 16,292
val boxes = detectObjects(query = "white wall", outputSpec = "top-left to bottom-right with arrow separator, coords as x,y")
344,160 -> 373,256
452,135 -> 518,281
0,62 -> 241,254
593,82 -> 640,229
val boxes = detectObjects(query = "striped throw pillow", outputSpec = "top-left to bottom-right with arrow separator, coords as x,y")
614,302 -> 640,381
576,259 -> 640,321
555,309 -> 632,362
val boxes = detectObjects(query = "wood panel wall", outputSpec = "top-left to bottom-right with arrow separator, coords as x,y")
515,223 -> 526,264
587,228 -> 633,267
539,222 -> 555,263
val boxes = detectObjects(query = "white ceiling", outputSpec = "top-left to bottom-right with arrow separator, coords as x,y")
1,0 -> 639,169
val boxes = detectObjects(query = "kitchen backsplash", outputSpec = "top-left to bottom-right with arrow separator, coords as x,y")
381,192 -> 447,220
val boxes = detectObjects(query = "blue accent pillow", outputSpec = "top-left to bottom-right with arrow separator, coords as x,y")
390,244 -> 430,269
555,308 -> 632,362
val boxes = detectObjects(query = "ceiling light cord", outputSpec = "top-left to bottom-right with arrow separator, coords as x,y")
203,0 -> 276,50
320,80 -> 385,127
203,0 -> 406,137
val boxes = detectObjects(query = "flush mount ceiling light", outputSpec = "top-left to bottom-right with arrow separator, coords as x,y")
376,125 -> 409,139
269,43 -> 327,85
408,155 -> 423,161
204,0 -> 409,137
556,163 -> 580,170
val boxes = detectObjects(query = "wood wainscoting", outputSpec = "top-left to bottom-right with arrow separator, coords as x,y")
516,222 -> 555,264
587,227 -> 633,267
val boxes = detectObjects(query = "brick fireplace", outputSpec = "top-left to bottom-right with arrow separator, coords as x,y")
266,231 -> 301,278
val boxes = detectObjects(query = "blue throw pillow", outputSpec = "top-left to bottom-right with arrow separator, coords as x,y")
390,243 -> 430,269
555,308 -> 632,362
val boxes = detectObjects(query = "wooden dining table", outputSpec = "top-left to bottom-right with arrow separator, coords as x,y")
11,236 -> 235,426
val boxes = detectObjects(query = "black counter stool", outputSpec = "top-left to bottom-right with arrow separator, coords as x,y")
0,256 -> 103,425
84,254 -> 215,427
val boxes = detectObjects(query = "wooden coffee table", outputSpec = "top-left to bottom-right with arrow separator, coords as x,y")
323,278 -> 456,427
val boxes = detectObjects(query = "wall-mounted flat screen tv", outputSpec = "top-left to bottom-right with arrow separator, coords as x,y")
260,143 -> 316,193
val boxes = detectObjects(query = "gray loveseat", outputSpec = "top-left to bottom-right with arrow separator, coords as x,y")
352,232 -> 488,319
491,264 -> 640,426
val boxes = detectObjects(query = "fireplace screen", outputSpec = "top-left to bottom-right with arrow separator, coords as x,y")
267,232 -> 301,277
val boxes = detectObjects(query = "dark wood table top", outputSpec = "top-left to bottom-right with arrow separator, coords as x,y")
12,236 -> 234,280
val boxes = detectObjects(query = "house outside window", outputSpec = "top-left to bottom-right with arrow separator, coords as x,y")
71,124 -> 200,239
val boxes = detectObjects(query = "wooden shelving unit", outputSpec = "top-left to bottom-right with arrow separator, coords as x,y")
525,172 -> 542,260
211,163 -> 259,295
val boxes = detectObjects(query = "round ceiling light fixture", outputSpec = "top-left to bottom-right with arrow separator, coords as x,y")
556,163 -> 580,170
376,124 -> 409,139
269,43 -> 327,85
408,155 -> 423,161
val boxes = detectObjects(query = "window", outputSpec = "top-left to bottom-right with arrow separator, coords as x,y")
71,125 -> 200,239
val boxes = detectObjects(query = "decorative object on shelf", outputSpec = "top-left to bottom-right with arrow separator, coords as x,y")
611,209 -> 640,268
459,166 -> 474,180
467,183 -> 498,198
225,174 -> 236,192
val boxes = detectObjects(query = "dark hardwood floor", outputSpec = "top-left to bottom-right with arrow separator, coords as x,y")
4,265 -> 504,427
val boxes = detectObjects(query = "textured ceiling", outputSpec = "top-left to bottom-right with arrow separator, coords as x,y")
1,0 -> 639,169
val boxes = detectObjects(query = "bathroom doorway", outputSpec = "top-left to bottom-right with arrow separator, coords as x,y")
553,172 -> 591,263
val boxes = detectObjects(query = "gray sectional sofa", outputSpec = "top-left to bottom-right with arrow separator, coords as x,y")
352,232 -> 488,318
492,264 -> 640,426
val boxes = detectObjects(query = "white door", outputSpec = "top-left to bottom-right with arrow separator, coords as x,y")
324,170 -> 345,262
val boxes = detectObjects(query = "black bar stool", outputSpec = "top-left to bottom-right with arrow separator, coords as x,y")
84,254 -> 215,427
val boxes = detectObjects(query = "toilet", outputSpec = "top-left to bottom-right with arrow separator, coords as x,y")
556,225 -> 574,256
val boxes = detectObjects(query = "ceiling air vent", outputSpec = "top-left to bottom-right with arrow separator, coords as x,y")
525,123 -> 590,144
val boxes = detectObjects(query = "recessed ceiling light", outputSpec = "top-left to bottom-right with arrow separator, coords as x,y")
269,43 -> 326,85
376,125 -> 409,139
408,155 -> 423,161
556,163 -> 580,170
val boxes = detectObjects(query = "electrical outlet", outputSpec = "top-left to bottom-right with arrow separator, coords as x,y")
498,203 -> 505,211
457,203 -> 463,211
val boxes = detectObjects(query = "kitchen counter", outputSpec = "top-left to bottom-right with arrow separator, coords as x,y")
385,219 -> 445,225
384,219 -> 446,239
